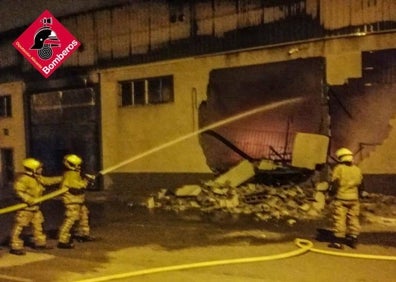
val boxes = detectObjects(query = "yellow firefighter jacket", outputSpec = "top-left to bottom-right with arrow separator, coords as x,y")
60,170 -> 89,204
331,163 -> 363,200
14,173 -> 62,211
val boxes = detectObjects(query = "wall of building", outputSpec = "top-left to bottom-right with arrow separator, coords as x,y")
359,113 -> 396,194
0,81 -> 26,173
0,31 -> 393,179
0,2 -> 394,200
1,0 -> 395,77
100,32 -> 395,175
100,58 -> 211,173
359,115 -> 396,174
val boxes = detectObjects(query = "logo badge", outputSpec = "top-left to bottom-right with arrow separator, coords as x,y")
13,10 -> 81,78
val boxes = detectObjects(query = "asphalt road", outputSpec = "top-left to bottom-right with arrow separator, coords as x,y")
0,194 -> 395,282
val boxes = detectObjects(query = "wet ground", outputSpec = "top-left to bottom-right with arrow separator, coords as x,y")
0,192 -> 395,282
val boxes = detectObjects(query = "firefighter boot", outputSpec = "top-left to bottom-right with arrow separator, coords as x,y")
345,235 -> 358,249
328,237 -> 344,250
9,249 -> 26,256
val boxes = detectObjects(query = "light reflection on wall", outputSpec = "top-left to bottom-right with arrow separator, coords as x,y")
199,58 -> 325,172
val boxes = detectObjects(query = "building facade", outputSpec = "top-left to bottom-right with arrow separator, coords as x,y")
0,0 -> 395,197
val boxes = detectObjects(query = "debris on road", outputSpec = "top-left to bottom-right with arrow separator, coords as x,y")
143,160 -> 396,226
141,129 -> 395,226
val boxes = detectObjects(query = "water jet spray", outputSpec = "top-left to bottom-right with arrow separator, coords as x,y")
99,97 -> 304,175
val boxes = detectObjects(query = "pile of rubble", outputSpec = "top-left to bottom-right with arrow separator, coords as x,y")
146,182 -> 396,226
144,160 -> 396,226
147,181 -> 327,224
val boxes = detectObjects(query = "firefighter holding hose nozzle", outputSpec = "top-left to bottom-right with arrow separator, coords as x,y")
9,158 -> 62,255
328,147 -> 364,250
57,154 -> 96,249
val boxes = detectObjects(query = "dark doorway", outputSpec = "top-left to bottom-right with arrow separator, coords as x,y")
0,148 -> 14,199
29,88 -> 100,176
1,148 -> 14,183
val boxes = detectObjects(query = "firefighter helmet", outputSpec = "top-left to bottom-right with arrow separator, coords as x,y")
335,147 -> 353,162
63,154 -> 83,171
30,27 -> 58,49
22,158 -> 42,173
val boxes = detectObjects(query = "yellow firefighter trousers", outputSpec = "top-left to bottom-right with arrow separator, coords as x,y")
10,210 -> 46,250
332,199 -> 360,238
58,204 -> 90,243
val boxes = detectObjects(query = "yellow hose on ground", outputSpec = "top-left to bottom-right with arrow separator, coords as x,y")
76,240 -> 313,282
0,188 -> 68,215
75,239 -> 396,282
295,238 -> 396,261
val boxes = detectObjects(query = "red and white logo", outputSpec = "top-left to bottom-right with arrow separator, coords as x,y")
13,10 -> 81,78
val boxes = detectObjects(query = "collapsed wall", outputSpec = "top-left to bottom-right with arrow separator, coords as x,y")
144,160 -> 396,226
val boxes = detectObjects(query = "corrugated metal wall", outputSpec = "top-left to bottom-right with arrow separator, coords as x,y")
0,0 -> 395,72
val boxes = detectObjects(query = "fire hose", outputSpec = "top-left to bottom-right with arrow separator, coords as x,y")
75,238 -> 396,282
0,173 -> 97,215
0,187 -> 69,215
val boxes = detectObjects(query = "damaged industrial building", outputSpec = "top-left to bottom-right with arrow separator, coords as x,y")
0,0 -> 396,233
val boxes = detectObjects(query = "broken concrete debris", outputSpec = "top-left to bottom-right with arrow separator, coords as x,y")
144,159 -> 396,226
145,176 -> 326,222
175,185 -> 202,197
213,159 -> 255,187
145,188 -> 396,228
145,180 -> 396,225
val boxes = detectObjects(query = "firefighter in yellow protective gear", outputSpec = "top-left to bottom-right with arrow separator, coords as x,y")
329,147 -> 364,249
57,154 -> 95,249
10,158 -> 62,255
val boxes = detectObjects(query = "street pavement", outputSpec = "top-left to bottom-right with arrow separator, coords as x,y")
0,192 -> 395,282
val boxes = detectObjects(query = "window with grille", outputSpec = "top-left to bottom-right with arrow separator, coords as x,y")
119,75 -> 174,106
0,95 -> 11,118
